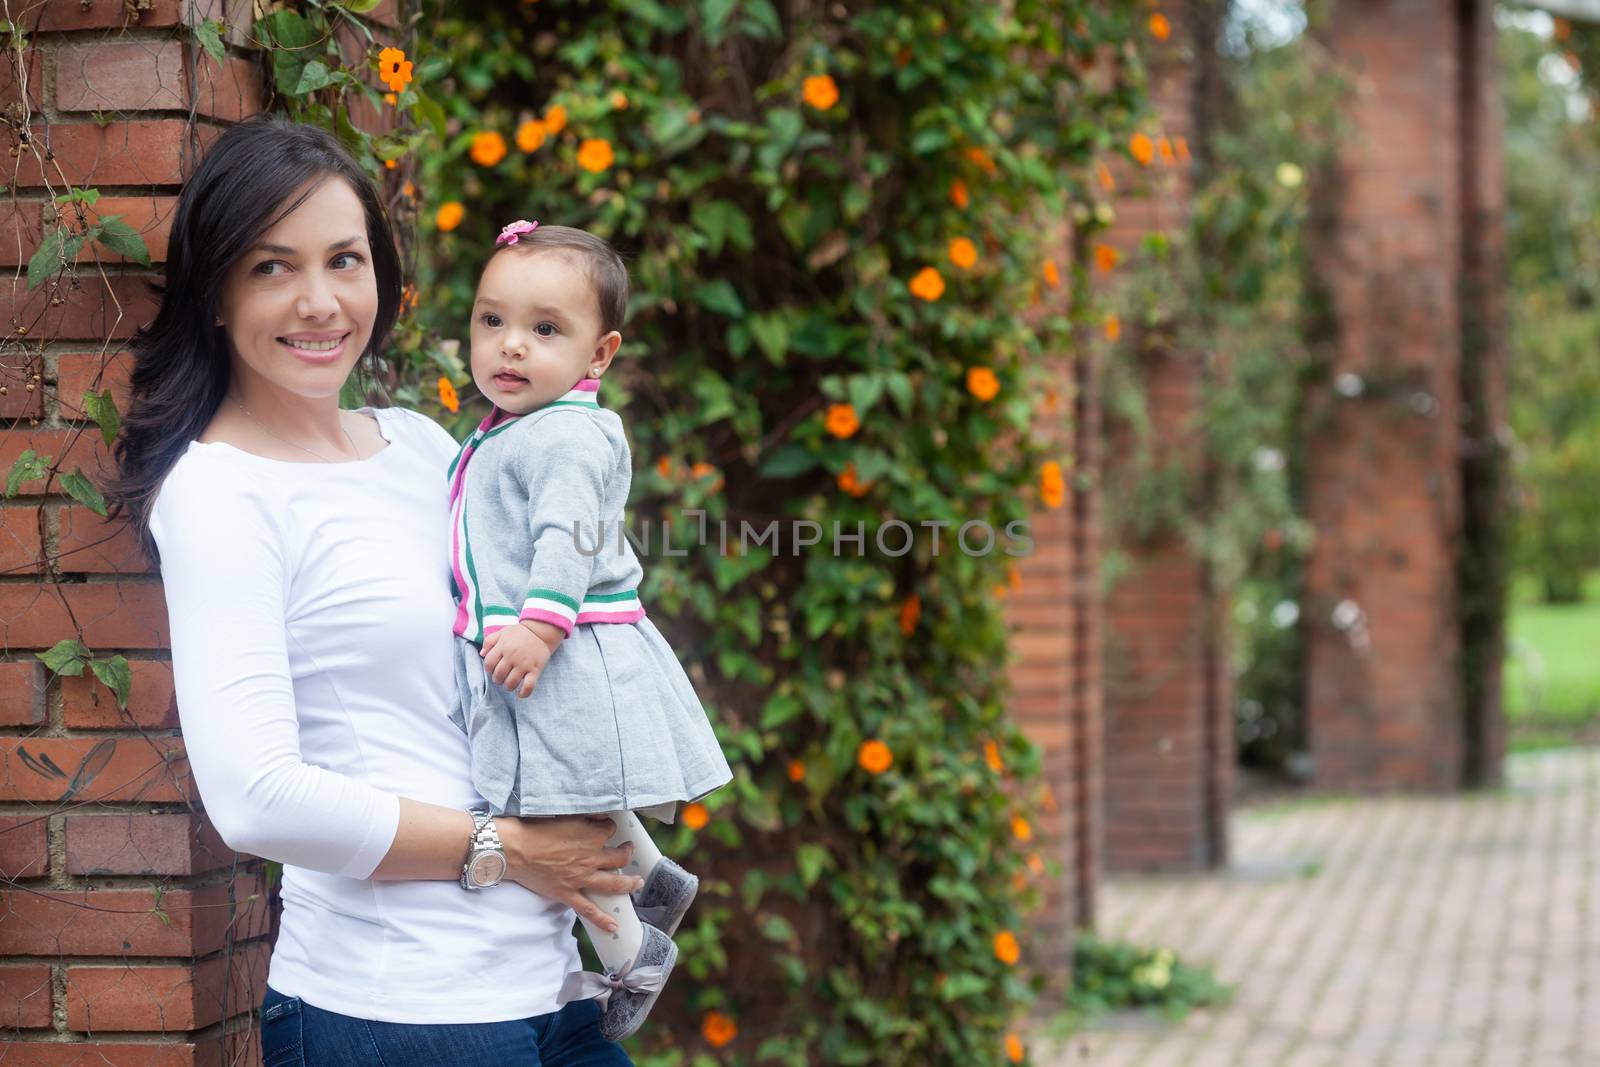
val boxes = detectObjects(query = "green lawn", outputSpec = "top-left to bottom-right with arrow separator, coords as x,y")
1504,571 -> 1600,751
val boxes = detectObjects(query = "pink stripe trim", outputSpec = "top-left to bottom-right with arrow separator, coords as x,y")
518,607 -> 576,636
573,379 -> 600,392
574,607 -> 647,625
449,493 -> 472,636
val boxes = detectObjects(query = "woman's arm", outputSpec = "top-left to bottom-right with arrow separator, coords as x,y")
150,460 -> 638,931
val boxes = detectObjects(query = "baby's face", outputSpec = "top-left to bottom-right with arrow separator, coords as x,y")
470,249 -> 607,414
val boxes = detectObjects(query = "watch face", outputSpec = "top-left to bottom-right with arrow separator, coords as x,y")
470,852 -> 507,886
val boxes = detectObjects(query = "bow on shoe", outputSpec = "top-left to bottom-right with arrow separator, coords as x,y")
556,956 -> 668,1012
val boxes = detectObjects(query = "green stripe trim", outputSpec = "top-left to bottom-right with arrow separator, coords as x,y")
542,400 -> 600,409
526,588 -> 580,611
582,590 -> 639,603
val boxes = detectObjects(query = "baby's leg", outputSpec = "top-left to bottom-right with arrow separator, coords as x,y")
575,810 -> 660,973
604,809 -> 664,880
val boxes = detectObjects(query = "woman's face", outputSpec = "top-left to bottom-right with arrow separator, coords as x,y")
216,177 -> 378,403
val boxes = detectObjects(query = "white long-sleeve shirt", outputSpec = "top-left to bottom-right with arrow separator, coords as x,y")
149,405 -> 579,1024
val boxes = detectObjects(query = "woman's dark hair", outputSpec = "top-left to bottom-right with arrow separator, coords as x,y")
108,116 -> 403,561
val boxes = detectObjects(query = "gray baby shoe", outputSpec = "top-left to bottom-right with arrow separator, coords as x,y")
598,924 -> 678,1042
632,857 -> 699,937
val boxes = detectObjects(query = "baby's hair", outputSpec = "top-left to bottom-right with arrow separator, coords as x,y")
486,224 -> 629,335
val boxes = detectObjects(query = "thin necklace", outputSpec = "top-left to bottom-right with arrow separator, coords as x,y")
232,397 -> 360,463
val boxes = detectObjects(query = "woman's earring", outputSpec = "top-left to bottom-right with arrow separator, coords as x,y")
215,317 -> 224,327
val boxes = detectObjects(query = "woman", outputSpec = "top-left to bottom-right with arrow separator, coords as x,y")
108,117 -> 640,1065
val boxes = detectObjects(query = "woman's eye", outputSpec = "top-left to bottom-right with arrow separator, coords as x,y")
253,261 -> 287,277
331,252 -> 365,270
535,322 -> 558,337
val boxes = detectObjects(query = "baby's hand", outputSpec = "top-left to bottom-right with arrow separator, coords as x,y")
482,622 -> 560,699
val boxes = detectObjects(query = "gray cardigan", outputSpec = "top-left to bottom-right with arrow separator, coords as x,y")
447,381 -> 646,645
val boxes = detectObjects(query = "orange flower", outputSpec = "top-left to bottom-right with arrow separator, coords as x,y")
908,266 -> 945,302
1159,137 -> 1176,165
949,178 -> 970,209
437,377 -> 459,413
837,462 -> 871,498
964,146 -> 998,175
469,131 -> 507,167
691,461 -> 717,480
656,456 -> 675,478
966,366 -> 999,401
1175,136 -> 1191,163
1009,564 -> 1022,591
1129,132 -> 1155,167
948,237 -> 978,271
899,593 -> 921,636
803,74 -> 840,111
1011,815 -> 1033,842
1555,16 -> 1572,41
1005,1033 -> 1025,1063
577,138 -> 615,173
384,92 -> 398,106
543,103 -> 567,133
1042,386 -> 1059,413
435,201 -> 465,231
1042,784 -> 1058,814
682,802 -> 709,830
824,402 -> 860,439
858,738 -> 894,774
1149,12 -> 1171,40
1104,314 -> 1121,342
984,739 -> 1004,774
378,46 -> 413,93
1094,244 -> 1121,273
610,90 -> 629,109
1041,259 -> 1061,289
516,119 -> 548,153
701,1010 -> 737,1048
402,181 -> 416,200
1040,460 -> 1066,509
1027,853 -> 1045,875
993,930 -> 1021,966
894,46 -> 912,68
787,759 -> 806,782
384,158 -> 397,170
1097,162 -> 1116,192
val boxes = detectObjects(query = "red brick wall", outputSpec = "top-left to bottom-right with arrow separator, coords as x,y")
1,4 -> 267,1061
1098,1 -> 1233,873
1006,341 -> 1102,965
1305,0 -> 1504,792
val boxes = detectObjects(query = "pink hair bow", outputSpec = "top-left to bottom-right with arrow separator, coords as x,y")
495,219 -> 539,247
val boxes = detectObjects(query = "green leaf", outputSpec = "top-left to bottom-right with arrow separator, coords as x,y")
93,215 -> 150,266
749,313 -> 789,364
59,468 -> 107,517
5,449 -> 51,497
701,0 -> 739,46
846,374 -> 885,415
88,655 -> 133,710
27,226 -> 67,290
83,390 -> 120,446
760,693 -> 803,729
193,19 -> 226,67
760,914 -> 797,943
340,0 -> 384,11
36,639 -> 91,677
693,279 -> 744,318
61,187 -> 100,207
794,843 -> 829,887
758,445 -> 816,479
411,95 -> 447,138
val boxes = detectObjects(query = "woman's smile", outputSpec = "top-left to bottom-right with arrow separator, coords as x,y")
279,330 -> 353,364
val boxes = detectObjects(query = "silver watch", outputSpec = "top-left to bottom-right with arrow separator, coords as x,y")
460,807 -> 507,890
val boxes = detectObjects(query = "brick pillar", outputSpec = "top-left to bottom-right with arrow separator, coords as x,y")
1304,0 -> 1503,792
1099,2 -> 1232,873
1007,340 -> 1102,965
1,4 -> 269,1060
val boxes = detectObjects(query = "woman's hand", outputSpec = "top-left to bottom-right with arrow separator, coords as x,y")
496,814 -> 643,932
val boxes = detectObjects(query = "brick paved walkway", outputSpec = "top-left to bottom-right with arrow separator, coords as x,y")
1041,748 -> 1600,1067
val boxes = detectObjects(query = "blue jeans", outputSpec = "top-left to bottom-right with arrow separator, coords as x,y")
260,986 -> 635,1066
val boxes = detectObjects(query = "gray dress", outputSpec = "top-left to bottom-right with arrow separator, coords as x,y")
445,381 -> 732,818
